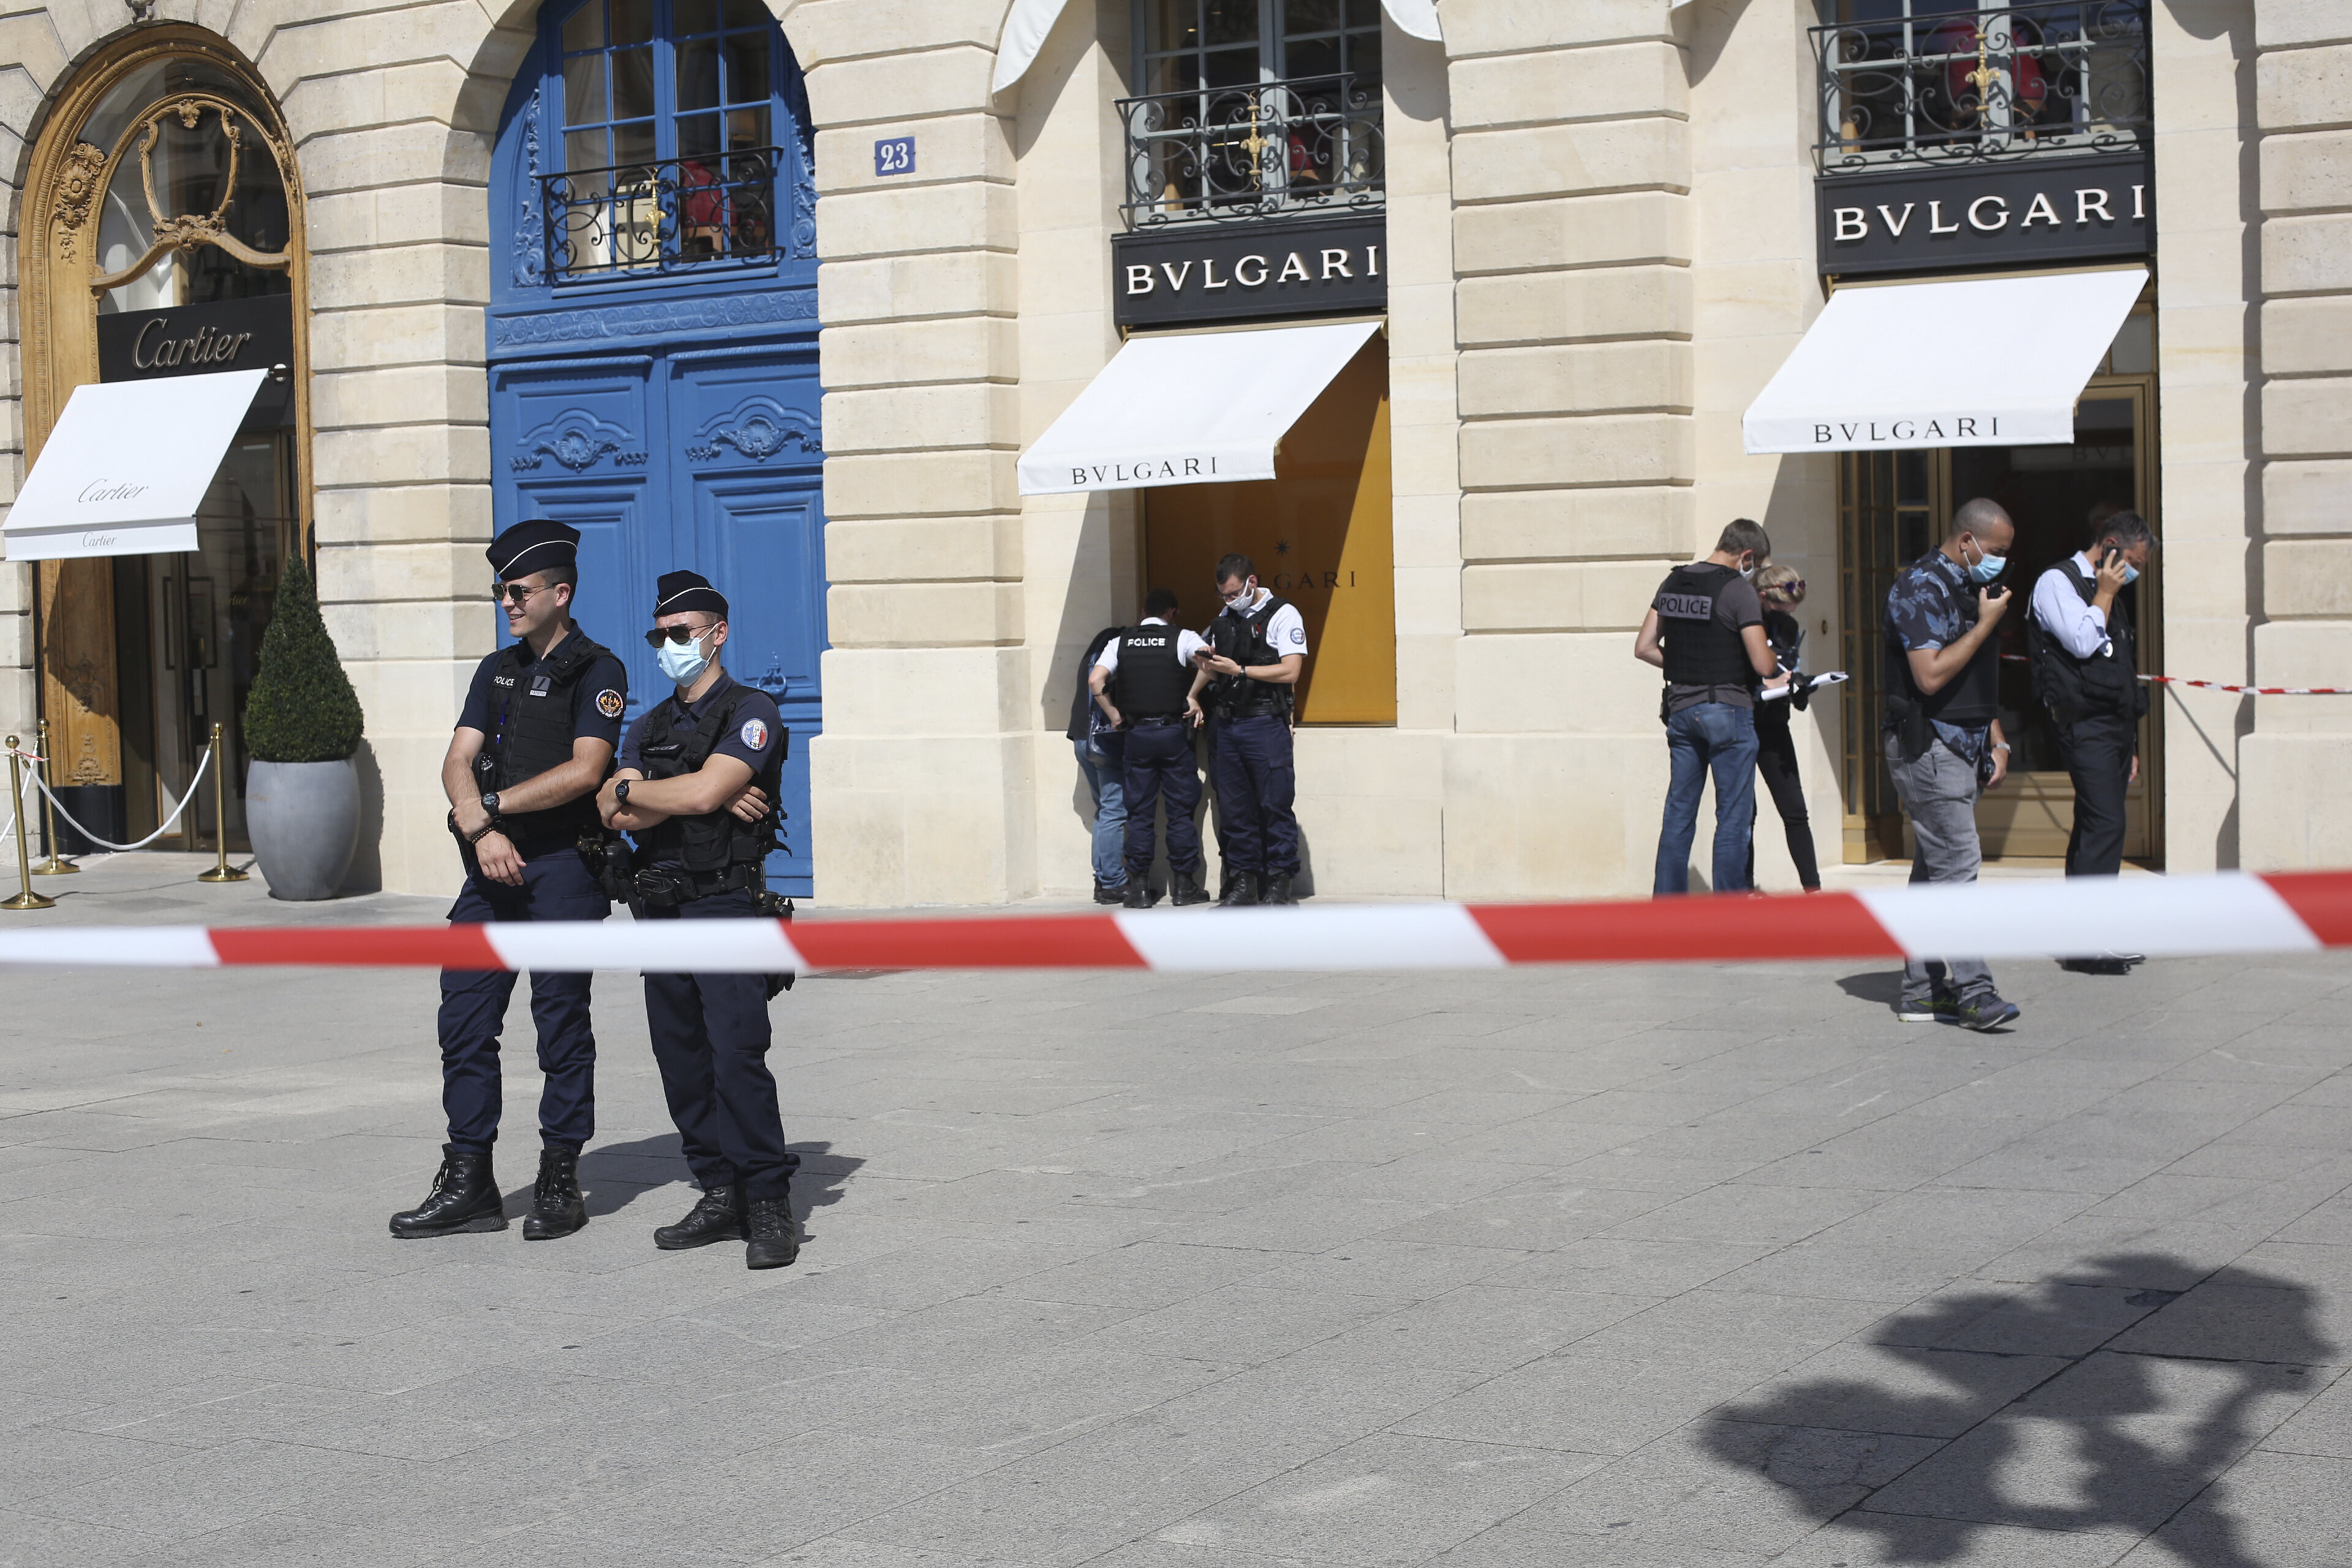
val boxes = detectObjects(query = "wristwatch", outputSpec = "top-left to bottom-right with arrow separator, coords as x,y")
614,779 -> 632,807
480,790 -> 502,820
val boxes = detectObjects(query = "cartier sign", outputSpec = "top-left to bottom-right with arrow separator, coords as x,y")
97,293 -> 295,429
1114,213 -> 1386,328
1818,151 -> 2152,277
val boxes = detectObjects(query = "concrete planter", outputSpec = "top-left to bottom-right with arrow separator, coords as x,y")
246,758 -> 360,902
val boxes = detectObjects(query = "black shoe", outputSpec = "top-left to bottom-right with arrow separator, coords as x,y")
654,1185 -> 744,1250
2060,953 -> 2141,975
388,1145 -> 506,1238
1169,872 -> 1211,906
1262,872 -> 1297,905
1219,871 -> 1260,907
745,1195 -> 799,1270
1093,879 -> 1126,906
1121,880 -> 1157,909
1954,993 -> 2021,1031
522,1147 -> 588,1240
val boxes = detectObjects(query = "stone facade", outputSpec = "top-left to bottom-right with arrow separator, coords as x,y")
0,0 -> 2340,902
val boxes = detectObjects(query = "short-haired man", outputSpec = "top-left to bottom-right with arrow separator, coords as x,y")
1192,553 -> 1308,905
1635,519 -> 1786,894
392,519 -> 628,1242
598,571 -> 799,1269
1091,587 -> 1212,908
2030,508 -> 2157,975
1883,497 -> 2021,1030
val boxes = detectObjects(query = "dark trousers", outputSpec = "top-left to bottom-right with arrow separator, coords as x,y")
642,889 -> 796,1201
1121,718 -> 1204,881
438,848 -> 608,1155
2059,712 -> 2135,878
1213,713 -> 1298,876
1747,706 -> 1822,891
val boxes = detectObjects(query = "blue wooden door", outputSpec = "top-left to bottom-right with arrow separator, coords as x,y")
486,0 -> 823,895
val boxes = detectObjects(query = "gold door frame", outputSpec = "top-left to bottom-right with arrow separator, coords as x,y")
19,26 -> 313,804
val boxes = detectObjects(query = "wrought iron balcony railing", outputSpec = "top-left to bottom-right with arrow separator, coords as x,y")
541,148 -> 782,282
1120,74 -> 1383,227
1813,1 -> 2150,173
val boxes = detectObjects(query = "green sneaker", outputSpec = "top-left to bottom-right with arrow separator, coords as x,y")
1896,996 -> 1956,1023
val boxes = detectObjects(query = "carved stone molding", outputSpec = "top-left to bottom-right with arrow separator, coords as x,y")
52,144 -> 107,259
685,394 -> 821,464
513,409 -> 646,472
492,287 -> 816,351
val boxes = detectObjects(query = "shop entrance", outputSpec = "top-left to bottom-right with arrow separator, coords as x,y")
1840,306 -> 2158,863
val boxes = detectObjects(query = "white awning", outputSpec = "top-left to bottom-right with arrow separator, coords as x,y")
1743,268 -> 2147,455
4,369 -> 270,562
993,0 -> 1438,93
1017,320 -> 1382,496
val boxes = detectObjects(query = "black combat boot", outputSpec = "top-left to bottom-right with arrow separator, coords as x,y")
1122,880 -> 1158,909
654,1185 -> 744,1250
745,1195 -> 800,1270
1262,871 -> 1297,905
1169,870 -> 1211,906
1219,871 -> 1260,907
522,1146 -> 588,1240
388,1145 -> 505,1238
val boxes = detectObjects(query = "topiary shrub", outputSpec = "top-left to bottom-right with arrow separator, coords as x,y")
243,556 -> 365,763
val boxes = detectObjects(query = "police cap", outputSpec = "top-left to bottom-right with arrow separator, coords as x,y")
487,519 -> 580,581
655,570 -> 728,620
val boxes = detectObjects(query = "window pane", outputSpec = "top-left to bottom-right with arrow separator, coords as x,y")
678,38 -> 720,110
561,0 -> 604,54
1147,0 -> 1199,53
1349,26 -> 1380,83
612,0 -> 653,45
722,0 -> 769,26
563,53 -> 607,127
1204,0 -> 1259,46
565,129 -> 610,173
1286,0 -> 1343,36
726,105 -> 770,149
1203,45 -> 1256,88
676,0 -> 719,32
1345,0 -> 1379,24
612,45 -> 656,119
615,119 -> 658,168
677,111 -> 722,160
1287,37 -> 1340,80
1147,54 -> 1200,95
724,33 -> 772,104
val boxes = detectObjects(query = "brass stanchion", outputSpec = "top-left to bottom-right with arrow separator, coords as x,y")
4,736 -> 56,911
196,722 -> 246,883
30,718 -> 77,875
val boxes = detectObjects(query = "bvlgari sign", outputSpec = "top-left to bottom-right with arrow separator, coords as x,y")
1818,151 -> 2152,277
1114,213 -> 1386,328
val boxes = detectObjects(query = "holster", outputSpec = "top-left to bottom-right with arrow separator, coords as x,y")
578,829 -> 639,913
1888,692 -> 1934,762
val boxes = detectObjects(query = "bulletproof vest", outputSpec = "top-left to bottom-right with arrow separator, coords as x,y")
1655,564 -> 1754,690
2027,556 -> 2140,721
478,628 -> 613,842
1885,557 -> 2001,729
636,677 -> 785,876
1110,624 -> 1191,718
1207,594 -> 1295,716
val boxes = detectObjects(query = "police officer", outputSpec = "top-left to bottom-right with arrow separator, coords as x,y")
597,571 -> 799,1270
2029,507 -> 2156,975
1090,587 -> 1211,908
1193,553 -> 1308,906
391,519 -> 628,1241
1634,519 -> 1784,895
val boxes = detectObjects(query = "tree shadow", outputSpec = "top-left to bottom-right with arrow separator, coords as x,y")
514,1136 -> 862,1234
1702,1253 -> 2336,1565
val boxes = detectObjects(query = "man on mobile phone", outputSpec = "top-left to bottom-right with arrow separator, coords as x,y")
2029,508 -> 2157,974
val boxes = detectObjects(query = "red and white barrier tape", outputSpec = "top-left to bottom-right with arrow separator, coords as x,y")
1994,655 -> 2347,696
0,870 -> 2346,974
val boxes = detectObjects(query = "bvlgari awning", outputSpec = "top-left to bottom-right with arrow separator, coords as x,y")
1742,268 -> 2147,455
1017,320 -> 1382,497
4,368 -> 270,562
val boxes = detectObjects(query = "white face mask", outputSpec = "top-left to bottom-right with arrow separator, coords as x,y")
656,631 -> 711,686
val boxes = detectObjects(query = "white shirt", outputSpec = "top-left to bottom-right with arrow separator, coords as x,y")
1093,616 -> 1207,674
1218,587 -> 1310,659
2031,551 -> 2113,660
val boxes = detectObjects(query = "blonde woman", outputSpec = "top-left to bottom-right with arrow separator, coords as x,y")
1750,564 -> 1822,892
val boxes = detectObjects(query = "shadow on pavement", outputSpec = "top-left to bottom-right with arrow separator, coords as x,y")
1838,970 -> 1905,1007
551,1134 -> 861,1226
1702,1253 -> 2335,1566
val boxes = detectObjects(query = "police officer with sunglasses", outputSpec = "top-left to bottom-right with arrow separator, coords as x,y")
597,571 -> 799,1269
391,519 -> 629,1243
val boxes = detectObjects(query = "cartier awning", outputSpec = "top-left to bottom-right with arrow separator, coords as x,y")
1742,268 -> 2147,455
3,368 -> 270,561
1017,320 -> 1382,497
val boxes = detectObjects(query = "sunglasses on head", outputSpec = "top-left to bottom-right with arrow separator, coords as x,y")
643,623 -> 710,648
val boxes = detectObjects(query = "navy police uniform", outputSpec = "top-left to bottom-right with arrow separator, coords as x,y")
1093,616 -> 1208,902
1204,589 -> 1308,902
619,571 -> 798,1265
440,527 -> 626,1162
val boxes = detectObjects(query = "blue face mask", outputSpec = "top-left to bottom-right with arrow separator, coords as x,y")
656,632 -> 710,686
2120,564 -> 2140,586
1966,541 -> 2007,584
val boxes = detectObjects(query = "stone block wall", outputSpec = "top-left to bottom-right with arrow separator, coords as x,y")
2243,3 -> 2352,867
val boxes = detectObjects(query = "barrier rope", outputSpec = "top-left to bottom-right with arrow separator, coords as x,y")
1993,654 -> 2346,696
7,742 -> 216,854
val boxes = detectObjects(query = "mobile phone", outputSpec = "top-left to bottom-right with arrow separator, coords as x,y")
2103,546 -> 2122,570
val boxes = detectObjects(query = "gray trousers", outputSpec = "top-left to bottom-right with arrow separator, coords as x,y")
1885,734 -> 1996,1003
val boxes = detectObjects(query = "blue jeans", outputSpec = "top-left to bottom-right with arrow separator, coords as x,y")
1076,736 -> 1127,888
1654,702 -> 1760,895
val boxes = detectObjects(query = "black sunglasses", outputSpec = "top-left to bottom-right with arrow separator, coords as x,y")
643,623 -> 712,648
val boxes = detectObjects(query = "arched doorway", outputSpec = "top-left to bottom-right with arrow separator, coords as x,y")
19,27 -> 312,851
487,0 -> 826,895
